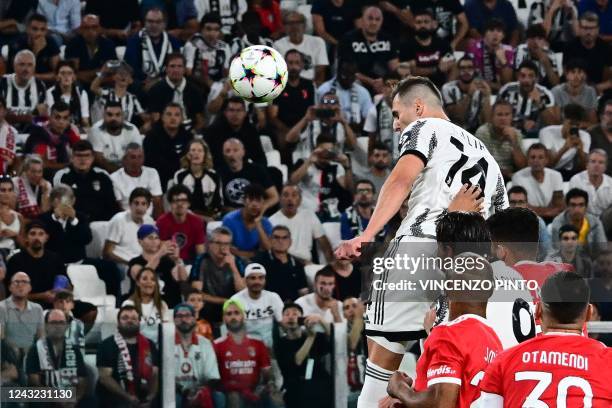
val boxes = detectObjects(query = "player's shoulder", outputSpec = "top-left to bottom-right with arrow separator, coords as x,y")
399,117 -> 453,143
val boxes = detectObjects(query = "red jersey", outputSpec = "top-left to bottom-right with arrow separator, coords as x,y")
513,261 -> 574,301
156,212 -> 206,262
480,333 -> 612,407
213,334 -> 271,393
414,314 -> 503,408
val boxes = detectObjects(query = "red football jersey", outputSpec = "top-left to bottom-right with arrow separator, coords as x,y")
414,314 -> 503,408
213,334 -> 271,392
513,261 -> 574,301
480,333 -> 612,407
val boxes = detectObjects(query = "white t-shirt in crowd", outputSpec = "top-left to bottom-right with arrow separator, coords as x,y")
270,208 -> 325,262
539,125 -> 590,171
107,210 -> 154,261
511,167 -> 564,207
295,293 -> 344,323
273,34 -> 329,81
568,171 -> 612,217
174,334 -> 220,391
231,289 -> 284,349
299,163 -> 345,216
110,166 -> 163,214
87,120 -> 142,166
122,299 -> 169,345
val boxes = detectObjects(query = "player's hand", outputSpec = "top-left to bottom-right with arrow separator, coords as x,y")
335,235 -> 370,260
378,396 -> 405,408
387,371 -> 413,399
448,184 -> 484,213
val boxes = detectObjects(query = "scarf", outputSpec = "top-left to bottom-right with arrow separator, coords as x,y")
114,332 -> 153,394
140,29 -> 173,78
15,176 -> 41,218
165,76 -> 186,107
482,44 -> 496,83
0,122 -> 16,172
331,80 -> 360,124
5,74 -> 39,114
36,338 -> 78,387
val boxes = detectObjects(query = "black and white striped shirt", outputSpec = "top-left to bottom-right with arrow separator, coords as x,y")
96,88 -> 144,123
497,81 -> 555,122
183,34 -> 231,82
0,74 -> 46,116
514,44 -> 561,86
441,80 -> 483,131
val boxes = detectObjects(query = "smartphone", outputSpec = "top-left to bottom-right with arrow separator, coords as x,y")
321,149 -> 338,160
315,108 -> 335,119
569,127 -> 580,136
297,317 -> 306,326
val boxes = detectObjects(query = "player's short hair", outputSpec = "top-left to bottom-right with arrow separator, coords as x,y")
314,267 -> 335,282
436,212 -> 492,257
391,76 -> 443,108
565,188 -> 589,206
445,253 -> 494,302
541,271 -> 590,324
558,224 -> 579,238
563,104 -> 586,122
507,185 -> 528,197
486,208 -> 539,259
526,142 -> 548,155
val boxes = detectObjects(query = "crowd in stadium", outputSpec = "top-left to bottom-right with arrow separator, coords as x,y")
0,0 -> 610,407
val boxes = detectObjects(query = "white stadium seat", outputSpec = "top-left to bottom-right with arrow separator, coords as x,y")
265,150 -> 282,168
521,138 -> 538,153
115,46 -> 126,61
260,135 -> 274,153
1,44 -> 8,60
297,4 -> 313,34
323,222 -> 342,249
304,263 -> 325,289
207,220 -> 223,237
67,264 -> 116,308
86,221 -> 109,259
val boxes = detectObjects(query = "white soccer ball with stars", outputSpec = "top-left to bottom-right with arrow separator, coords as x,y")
229,45 -> 288,103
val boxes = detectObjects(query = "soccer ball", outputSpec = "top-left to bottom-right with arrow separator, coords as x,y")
229,45 -> 288,103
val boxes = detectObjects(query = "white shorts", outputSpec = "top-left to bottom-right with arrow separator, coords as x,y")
364,235 -> 441,351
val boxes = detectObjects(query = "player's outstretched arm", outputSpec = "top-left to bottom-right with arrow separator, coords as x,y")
387,371 -> 460,408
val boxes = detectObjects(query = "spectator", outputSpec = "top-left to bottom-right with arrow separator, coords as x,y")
0,272 -> 44,361
26,309 -> 87,399
53,140 -> 119,222
190,226 -> 246,328
274,302 -> 333,408
124,7 -> 182,86
364,74 -> 399,157
217,138 -> 277,211
498,60 -> 559,136
0,338 -> 19,386
514,24 -> 561,88
194,0 -> 248,39
295,268 -> 344,323
183,12 -> 231,88
511,143 -> 565,221
184,287 -> 214,340
551,58 -> 599,124
140,0 -> 199,41
96,305 -> 159,407
88,100 -> 142,173
128,224 -> 187,308
562,12 -> 612,93
0,97 -> 17,174
464,0 -> 519,45
343,297 -> 365,405
12,155 -> 51,220
103,188 -> 155,271
5,220 -> 68,309
341,179 -> 385,242
229,11 -> 273,56
267,49 -> 316,156
578,0 -> 612,39
540,104 -> 590,181
8,14 -> 59,83
507,185 -> 553,261
45,62 -> 90,130
546,224 -> 593,278
441,56 -> 492,133
569,149 -> 612,216
269,184 -> 333,264
0,49 -> 47,132
222,183 -> 273,259
52,289 -> 85,350
157,184 -> 206,264
355,142 -> 392,194
84,0 -> 142,45
90,62 -> 146,126
398,9 -> 453,88
253,225 -> 309,302
321,258 -> 361,301
173,302 -> 220,408
550,188 -> 608,255
465,18 -> 514,93
290,134 -> 353,222
286,91 -> 357,163
474,100 -> 527,180
213,299 -> 276,407
122,267 -> 170,344
589,99 -> 612,175
170,139 -> 223,221
231,263 -> 284,349
311,0 -> 358,50
64,14 -> 118,86
147,52 -> 205,132
251,0 -> 283,40
408,0 -> 469,50
543,0 -> 579,47
143,102 -> 193,190
339,5 -> 400,93
111,143 -> 164,218
273,11 -> 328,85
0,175 -> 22,256
0,1 -> 38,47
317,60 -> 373,131
204,96 -> 266,167
25,101 -> 81,176
36,0 -> 81,45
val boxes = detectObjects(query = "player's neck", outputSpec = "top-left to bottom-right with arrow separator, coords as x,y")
449,304 -> 487,321
543,327 -> 583,335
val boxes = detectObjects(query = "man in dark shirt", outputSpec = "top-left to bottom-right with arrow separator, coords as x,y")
464,0 -> 519,45
311,0 -> 359,47
589,99 -> 612,176
338,5 -> 399,94
52,140 -> 120,222
143,102 -> 193,190
84,0 -> 142,45
408,0 -> 469,49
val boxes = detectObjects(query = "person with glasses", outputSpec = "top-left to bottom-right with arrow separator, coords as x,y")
156,184 -> 206,264
340,179 -> 385,242
550,188 -> 608,257
507,185 -> 552,260
190,226 -> 246,329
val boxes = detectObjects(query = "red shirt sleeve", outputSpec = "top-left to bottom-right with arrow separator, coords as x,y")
479,354 -> 504,396
423,328 -> 464,387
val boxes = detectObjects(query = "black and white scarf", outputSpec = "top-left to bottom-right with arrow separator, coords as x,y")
4,74 -> 41,114
140,30 -> 174,78
36,338 -> 78,387
331,80 -> 360,124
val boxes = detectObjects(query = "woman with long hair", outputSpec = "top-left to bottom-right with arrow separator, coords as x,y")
45,61 -> 90,130
170,139 -> 223,221
122,267 -> 169,344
